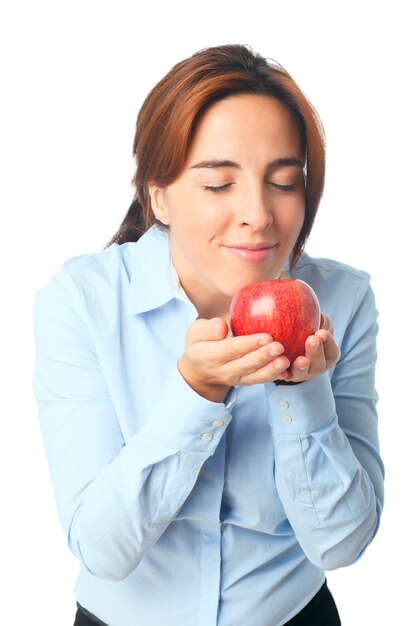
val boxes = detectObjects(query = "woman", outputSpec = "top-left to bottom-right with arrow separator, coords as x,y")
34,44 -> 384,626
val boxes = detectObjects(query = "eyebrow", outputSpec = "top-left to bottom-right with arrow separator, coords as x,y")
190,157 -> 304,170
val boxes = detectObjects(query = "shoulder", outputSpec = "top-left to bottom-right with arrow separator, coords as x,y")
293,252 -> 370,284
63,241 -> 135,287
34,226 -> 170,319
293,252 -> 371,298
34,242 -> 137,320
39,225 -> 168,295
292,252 -> 375,330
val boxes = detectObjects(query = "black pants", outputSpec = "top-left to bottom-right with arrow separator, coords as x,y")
74,580 -> 341,626
284,580 -> 341,625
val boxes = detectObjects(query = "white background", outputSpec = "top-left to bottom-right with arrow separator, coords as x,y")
1,1 -> 415,624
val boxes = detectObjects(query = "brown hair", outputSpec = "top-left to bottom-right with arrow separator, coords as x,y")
108,44 -> 325,267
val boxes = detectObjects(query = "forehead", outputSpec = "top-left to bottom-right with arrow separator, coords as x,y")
186,94 -> 302,165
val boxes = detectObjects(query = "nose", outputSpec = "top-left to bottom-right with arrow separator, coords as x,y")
238,185 -> 273,231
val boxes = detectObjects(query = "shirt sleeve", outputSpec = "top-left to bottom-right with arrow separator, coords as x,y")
33,268 -> 233,582
266,279 -> 384,571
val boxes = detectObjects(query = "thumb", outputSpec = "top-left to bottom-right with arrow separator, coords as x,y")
186,317 -> 229,345
210,317 -> 229,339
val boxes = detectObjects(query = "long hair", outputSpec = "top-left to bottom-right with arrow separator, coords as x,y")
108,44 -> 325,267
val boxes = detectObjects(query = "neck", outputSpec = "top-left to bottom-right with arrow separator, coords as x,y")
194,298 -> 231,325
179,280 -> 231,323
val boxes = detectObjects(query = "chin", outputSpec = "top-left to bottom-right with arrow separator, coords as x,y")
225,275 -> 266,298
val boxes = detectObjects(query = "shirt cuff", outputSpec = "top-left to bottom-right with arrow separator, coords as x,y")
266,372 -> 336,435
148,364 -> 234,453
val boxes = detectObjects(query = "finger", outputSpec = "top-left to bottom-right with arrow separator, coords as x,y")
185,317 -> 229,345
303,335 -> 327,376
237,352 -> 291,385
185,330 -> 279,375
223,342 -> 290,383
222,335 -> 282,361
320,313 -> 334,334
315,329 -> 340,365
289,355 -> 310,379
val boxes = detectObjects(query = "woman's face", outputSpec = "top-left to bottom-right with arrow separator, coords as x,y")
149,94 -> 305,319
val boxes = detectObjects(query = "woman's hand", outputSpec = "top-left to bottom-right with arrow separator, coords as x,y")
279,313 -> 340,384
178,318 -> 290,403
177,313 -> 340,402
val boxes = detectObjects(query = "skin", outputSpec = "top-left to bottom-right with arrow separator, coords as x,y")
149,95 -> 339,402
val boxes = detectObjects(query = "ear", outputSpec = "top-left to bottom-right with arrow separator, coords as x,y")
148,183 -> 170,226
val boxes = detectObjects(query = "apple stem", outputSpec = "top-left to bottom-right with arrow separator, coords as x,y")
276,268 -> 286,281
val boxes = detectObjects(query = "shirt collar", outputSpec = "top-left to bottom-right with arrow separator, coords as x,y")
127,225 -> 186,315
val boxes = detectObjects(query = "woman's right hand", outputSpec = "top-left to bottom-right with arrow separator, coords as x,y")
177,317 -> 290,403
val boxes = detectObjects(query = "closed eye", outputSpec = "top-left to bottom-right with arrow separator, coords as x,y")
269,182 -> 296,192
203,184 -> 233,193
204,182 -> 296,193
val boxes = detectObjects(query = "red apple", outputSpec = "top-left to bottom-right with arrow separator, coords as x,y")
230,274 -> 321,364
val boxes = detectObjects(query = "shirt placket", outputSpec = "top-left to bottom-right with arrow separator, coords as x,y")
198,433 -> 227,626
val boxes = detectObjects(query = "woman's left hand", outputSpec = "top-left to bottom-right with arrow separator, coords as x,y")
278,313 -> 340,383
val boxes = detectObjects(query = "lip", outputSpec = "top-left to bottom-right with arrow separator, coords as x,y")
223,242 -> 277,262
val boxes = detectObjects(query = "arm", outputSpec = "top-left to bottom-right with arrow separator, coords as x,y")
33,268 -> 234,582
266,282 -> 384,569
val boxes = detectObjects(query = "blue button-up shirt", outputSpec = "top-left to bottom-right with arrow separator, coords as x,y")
33,225 -> 384,626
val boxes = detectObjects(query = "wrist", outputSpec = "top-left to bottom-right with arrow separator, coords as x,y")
177,357 -> 230,403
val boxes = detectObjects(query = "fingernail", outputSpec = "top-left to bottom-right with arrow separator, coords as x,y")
274,359 -> 287,370
269,347 -> 280,357
310,340 -> 320,350
213,321 -> 222,336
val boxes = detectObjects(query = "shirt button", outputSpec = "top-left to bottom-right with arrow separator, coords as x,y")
202,432 -> 213,442
212,419 -> 224,428
280,400 -> 289,409
282,415 -> 293,424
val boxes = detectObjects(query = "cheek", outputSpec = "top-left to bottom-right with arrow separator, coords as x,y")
296,208 -> 306,234
172,198 -> 229,239
293,195 -> 306,228
278,200 -> 305,235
